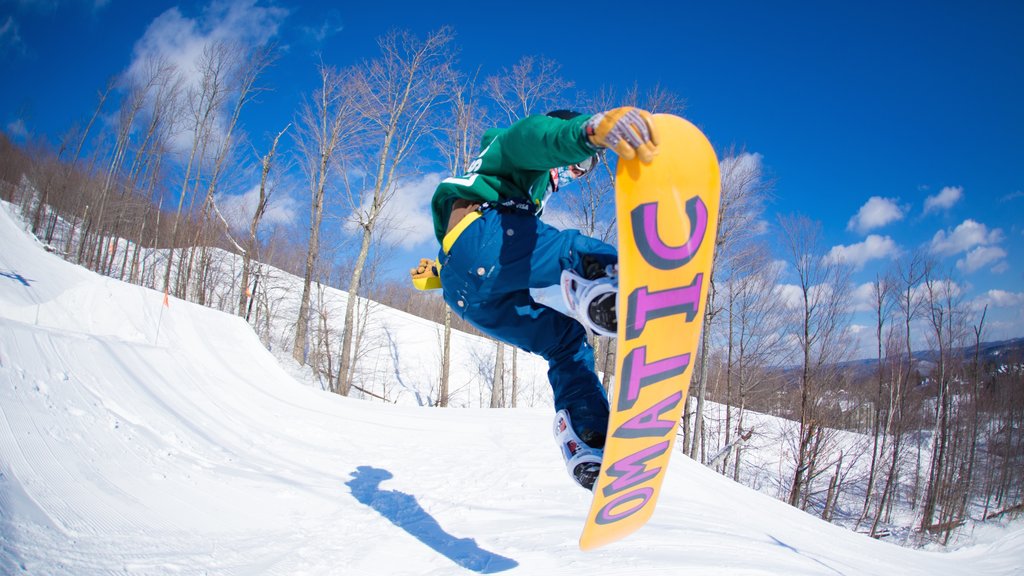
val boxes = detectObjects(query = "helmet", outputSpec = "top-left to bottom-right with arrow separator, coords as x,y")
546,109 -> 582,120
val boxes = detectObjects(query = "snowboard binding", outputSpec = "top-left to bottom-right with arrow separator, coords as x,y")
553,409 -> 603,491
560,268 -> 618,338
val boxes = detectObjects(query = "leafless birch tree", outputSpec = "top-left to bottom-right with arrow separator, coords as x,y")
292,63 -> 359,367
432,67 -> 490,407
239,124 -> 289,318
690,150 -> 772,460
778,214 -> 852,508
334,27 -> 456,395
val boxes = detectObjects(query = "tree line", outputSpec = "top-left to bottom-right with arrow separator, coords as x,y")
1,25 -> 1019,547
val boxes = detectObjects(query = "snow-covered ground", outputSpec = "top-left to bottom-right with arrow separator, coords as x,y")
1,201 -> 1022,575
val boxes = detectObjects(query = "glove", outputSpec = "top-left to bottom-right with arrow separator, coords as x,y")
410,258 -> 441,290
585,107 -> 659,163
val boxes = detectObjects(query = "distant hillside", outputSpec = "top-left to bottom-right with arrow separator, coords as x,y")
834,337 -> 1024,378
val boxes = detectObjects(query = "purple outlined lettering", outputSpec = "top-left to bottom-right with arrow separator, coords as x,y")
625,274 -> 704,339
603,441 -> 670,497
618,347 -> 690,412
595,487 -> 655,525
613,392 -> 683,439
630,196 -> 709,270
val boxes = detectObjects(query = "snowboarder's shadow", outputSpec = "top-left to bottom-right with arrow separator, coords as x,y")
346,466 -> 518,574
0,271 -> 32,287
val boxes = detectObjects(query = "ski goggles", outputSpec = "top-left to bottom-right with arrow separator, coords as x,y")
569,154 -> 599,176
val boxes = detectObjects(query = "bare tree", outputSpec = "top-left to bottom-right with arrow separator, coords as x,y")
871,251 -> 928,536
722,245 -> 786,479
190,42 -> 276,304
432,66 -> 490,407
81,58 -> 168,270
490,342 -> 506,408
857,272 -> 896,527
292,63 -> 359,367
920,267 -> 968,532
163,41 -> 235,298
690,149 -> 772,460
485,55 -> 573,123
778,214 -> 853,508
334,27 -> 457,395
239,124 -> 289,318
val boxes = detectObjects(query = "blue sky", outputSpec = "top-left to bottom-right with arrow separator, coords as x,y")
1,0 -> 1022,351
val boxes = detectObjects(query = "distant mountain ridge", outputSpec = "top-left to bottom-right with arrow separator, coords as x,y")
836,337 -> 1024,376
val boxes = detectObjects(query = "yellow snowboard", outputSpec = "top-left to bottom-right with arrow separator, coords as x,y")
580,114 -> 720,550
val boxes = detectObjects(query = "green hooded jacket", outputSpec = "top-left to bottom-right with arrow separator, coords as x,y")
430,113 -> 597,244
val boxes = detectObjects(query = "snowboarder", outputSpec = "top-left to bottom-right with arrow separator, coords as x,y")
411,107 -> 660,489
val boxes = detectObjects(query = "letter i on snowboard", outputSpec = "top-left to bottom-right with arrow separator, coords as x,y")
579,114 -> 720,550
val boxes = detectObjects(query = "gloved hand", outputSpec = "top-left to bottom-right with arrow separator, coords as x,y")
585,107 -> 659,163
410,258 -> 441,290
411,258 -> 438,278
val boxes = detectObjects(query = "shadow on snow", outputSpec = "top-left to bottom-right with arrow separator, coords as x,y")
346,466 -> 518,573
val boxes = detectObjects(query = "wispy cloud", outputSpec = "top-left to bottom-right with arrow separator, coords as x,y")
357,172 -> 443,251
973,289 -> 1024,309
5,119 -> 29,140
127,0 -> 288,87
847,196 -> 905,234
850,282 -> 878,313
302,9 -> 344,44
1000,190 -> 1024,203
217,184 -> 300,231
923,185 -> 962,215
774,284 -> 803,310
124,0 -> 288,155
0,15 -> 24,55
4,116 -> 29,139
825,234 -> 901,270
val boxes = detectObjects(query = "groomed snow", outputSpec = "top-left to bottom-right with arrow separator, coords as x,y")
1,202 -> 1021,575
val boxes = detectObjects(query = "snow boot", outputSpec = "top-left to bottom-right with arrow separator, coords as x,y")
553,409 -> 603,491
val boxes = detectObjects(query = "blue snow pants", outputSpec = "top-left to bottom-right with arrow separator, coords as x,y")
439,208 -> 616,444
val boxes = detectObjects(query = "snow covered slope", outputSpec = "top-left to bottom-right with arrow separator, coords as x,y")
1,203 -> 1021,575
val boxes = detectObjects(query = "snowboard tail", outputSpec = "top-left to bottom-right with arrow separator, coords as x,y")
579,114 -> 720,550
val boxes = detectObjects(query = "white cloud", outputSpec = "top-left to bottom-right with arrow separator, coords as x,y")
774,284 -> 803,310
217,185 -> 299,231
924,185 -> 963,214
362,172 -> 443,251
847,196 -> 904,234
824,235 -> 900,270
719,152 -> 764,193
849,324 -> 869,336
751,218 -> 770,235
974,289 -> 1024,309
125,0 -> 288,154
850,282 -> 877,313
929,219 -> 1003,256
5,118 -> 29,140
957,245 -> 1007,274
128,0 -> 287,85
